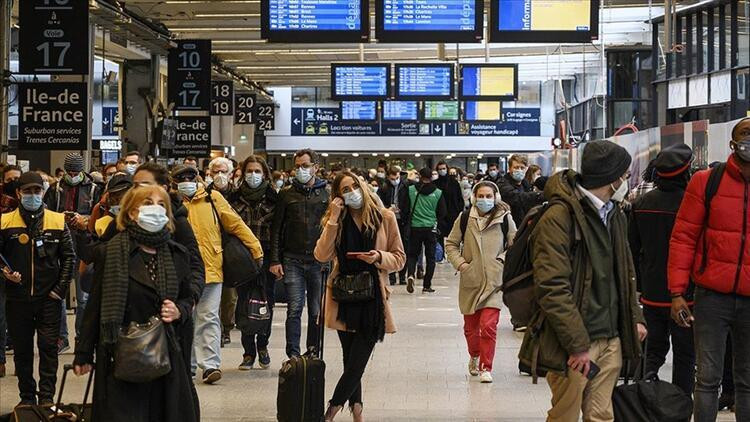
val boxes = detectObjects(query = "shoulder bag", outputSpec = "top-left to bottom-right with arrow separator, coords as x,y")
332,272 -> 376,303
114,315 -> 172,383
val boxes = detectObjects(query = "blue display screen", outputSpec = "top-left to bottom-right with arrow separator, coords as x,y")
382,0 -> 476,31
269,0 -> 361,31
341,101 -> 377,120
397,66 -> 453,98
334,66 -> 389,98
382,101 -> 418,120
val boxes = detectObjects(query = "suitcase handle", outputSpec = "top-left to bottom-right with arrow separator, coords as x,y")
53,364 -> 94,419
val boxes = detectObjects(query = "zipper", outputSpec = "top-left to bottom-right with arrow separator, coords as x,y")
30,240 -> 35,297
733,182 -> 749,293
300,358 -> 307,422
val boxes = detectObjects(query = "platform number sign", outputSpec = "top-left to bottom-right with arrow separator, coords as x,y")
234,94 -> 256,125
168,40 -> 211,111
211,81 -> 234,116
19,0 -> 89,75
256,104 -> 275,131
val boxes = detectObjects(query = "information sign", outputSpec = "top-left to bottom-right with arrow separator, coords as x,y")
256,103 -> 276,131
235,94 -> 257,125
168,40 -> 211,111
17,82 -> 88,150
211,81 -> 234,116
173,116 -> 211,158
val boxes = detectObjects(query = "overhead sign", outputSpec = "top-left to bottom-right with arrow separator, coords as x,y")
377,0 -> 483,43
173,116 -> 211,158
18,82 -> 88,150
262,0 -> 369,43
102,106 -> 119,136
168,40 -> 211,111
92,138 -> 122,150
19,0 -> 89,75
234,94 -> 256,125
211,81 -> 234,116
256,103 -> 275,131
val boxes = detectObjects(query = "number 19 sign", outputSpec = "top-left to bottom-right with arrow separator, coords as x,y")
19,0 -> 89,75
168,40 -> 211,111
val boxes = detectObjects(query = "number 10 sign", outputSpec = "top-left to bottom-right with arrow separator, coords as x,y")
19,0 -> 89,75
168,40 -> 212,112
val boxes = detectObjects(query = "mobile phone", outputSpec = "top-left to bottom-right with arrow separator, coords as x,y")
581,361 -> 601,380
0,253 -> 12,273
346,252 -> 366,259
678,309 -> 691,325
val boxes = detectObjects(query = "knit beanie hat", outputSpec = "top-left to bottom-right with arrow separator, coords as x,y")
580,141 -> 632,189
654,144 -> 693,178
64,153 -> 84,172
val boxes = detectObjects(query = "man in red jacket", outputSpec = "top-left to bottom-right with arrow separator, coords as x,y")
669,117 -> 750,422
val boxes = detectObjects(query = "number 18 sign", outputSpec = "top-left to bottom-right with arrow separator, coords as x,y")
19,0 -> 89,75
168,40 -> 212,112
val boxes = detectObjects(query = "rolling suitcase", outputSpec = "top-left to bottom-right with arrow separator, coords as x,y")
11,363 -> 94,422
277,270 -> 327,422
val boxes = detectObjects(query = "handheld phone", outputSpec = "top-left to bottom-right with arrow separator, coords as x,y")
678,309 -> 691,325
346,252 -> 367,259
581,361 -> 601,380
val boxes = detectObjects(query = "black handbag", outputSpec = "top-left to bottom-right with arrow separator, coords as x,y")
331,272 -> 376,303
113,316 -> 171,383
236,281 -> 272,335
207,190 -> 261,288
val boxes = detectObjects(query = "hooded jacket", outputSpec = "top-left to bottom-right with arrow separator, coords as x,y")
497,172 -> 544,227
270,178 -> 329,264
518,170 -> 644,374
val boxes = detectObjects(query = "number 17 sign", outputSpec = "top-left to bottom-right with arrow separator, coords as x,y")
19,0 -> 89,75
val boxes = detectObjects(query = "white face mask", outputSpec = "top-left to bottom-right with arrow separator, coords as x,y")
376,172 -> 386,179
275,179 -> 284,189
213,173 -> 229,190
296,167 -> 313,184
610,178 -> 629,202
245,172 -> 264,189
177,181 -> 198,198
438,169 -> 447,177
390,178 -> 400,187
342,188 -> 363,210
137,205 -> 169,233
488,170 -> 499,178
125,164 -> 138,175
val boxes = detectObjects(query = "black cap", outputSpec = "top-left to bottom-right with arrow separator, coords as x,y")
580,141 -> 632,189
654,144 -> 693,178
18,172 -> 44,190
418,167 -> 432,180
105,173 -> 133,193
171,164 -> 199,179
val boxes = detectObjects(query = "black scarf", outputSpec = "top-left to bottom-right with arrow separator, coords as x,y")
239,180 -> 268,205
100,223 -> 177,346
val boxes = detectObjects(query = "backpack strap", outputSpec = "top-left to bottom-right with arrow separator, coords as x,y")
459,210 -> 470,240
699,163 -> 726,273
501,214 -> 509,249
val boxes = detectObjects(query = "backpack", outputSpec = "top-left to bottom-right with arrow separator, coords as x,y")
698,162 -> 726,273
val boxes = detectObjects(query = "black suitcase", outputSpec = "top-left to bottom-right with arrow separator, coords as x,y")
11,363 -> 94,422
276,271 -> 327,422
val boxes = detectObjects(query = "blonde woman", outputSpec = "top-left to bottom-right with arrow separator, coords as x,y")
314,171 -> 405,422
445,181 -> 516,383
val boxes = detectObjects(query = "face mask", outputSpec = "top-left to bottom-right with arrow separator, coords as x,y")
489,170 -> 499,178
390,178 -> 400,187
610,178 -> 629,203
204,175 -> 213,186
65,173 -> 83,186
125,164 -> 138,175
20,193 -> 43,211
342,189 -> 363,210
431,174 -> 439,181
245,173 -> 264,189
461,180 -> 471,189
372,186 -> 379,193
512,169 -> 526,182
438,169 -> 447,177
42,181 -> 50,193
296,167 -> 313,184
110,205 -> 121,216
734,141 -> 750,162
475,198 -> 495,214
275,179 -> 284,189
3,180 -> 18,196
178,182 -> 197,198
213,173 -> 229,190
377,172 -> 385,179
137,205 -> 169,233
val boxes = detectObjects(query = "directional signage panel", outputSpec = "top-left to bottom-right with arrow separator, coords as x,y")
173,116 -> 211,158
396,65 -> 454,99
102,107 -> 119,136
19,0 -> 89,75
18,82 -> 88,150
382,101 -> 419,121
168,40 -> 211,111
341,101 -> 378,121
211,81 -> 234,116
256,103 -> 276,131
332,64 -> 390,100
235,94 -> 257,125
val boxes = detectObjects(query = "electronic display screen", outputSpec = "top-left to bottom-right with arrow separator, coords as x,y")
382,101 -> 419,121
331,64 -> 391,100
464,101 -> 502,121
422,101 -> 459,121
459,64 -> 517,101
261,0 -> 369,43
396,64 -> 454,100
341,101 -> 378,121
376,0 -> 483,43
490,0 -> 599,42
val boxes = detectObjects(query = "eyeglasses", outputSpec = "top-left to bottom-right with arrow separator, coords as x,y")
174,175 -> 196,182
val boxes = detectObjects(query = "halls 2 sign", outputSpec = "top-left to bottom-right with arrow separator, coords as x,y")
18,82 -> 88,150
168,40 -> 211,111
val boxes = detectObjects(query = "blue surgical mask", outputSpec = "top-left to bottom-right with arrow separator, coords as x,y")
137,205 -> 169,233
512,169 -> 526,182
296,167 -> 313,184
275,179 -> 284,189
65,173 -> 83,186
110,205 -> 121,216
245,173 -> 264,189
390,178 -> 400,187
21,193 -> 43,211
438,169 -> 447,177
177,181 -> 197,198
488,170 -> 499,178
475,198 -> 495,214
125,164 -> 138,175
342,189 -> 363,210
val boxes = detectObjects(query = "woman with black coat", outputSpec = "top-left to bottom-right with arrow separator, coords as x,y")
73,185 -> 199,422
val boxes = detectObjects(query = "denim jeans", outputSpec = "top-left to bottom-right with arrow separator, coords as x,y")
191,283 -> 223,373
693,287 -> 750,422
283,258 -> 323,358
643,305 -> 695,394
59,278 -> 88,342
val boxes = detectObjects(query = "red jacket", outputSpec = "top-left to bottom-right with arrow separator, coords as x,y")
669,154 -> 750,297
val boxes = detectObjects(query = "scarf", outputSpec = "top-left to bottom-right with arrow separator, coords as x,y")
239,181 -> 268,205
100,223 -> 178,346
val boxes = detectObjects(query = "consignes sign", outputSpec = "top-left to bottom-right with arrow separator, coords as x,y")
234,94 -> 256,125
168,40 -> 211,111
211,81 -> 234,116
18,82 -> 87,150
172,116 -> 211,158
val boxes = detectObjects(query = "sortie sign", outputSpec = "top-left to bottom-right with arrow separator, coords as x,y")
18,82 -> 88,150
173,116 -> 211,158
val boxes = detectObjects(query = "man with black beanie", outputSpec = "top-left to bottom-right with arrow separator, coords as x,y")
519,140 -> 647,421
629,144 -> 695,395
434,161 -> 464,257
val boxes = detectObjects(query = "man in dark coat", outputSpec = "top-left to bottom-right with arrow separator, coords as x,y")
497,154 -> 544,226
434,161 -> 464,254
378,166 -> 410,285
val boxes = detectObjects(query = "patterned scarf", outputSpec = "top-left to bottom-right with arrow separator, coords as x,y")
239,180 -> 268,205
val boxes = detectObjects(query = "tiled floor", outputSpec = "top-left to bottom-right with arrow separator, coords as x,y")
0,264 -> 738,420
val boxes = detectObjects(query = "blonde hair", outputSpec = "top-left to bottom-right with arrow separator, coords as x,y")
321,171 -> 383,238
116,185 -> 175,232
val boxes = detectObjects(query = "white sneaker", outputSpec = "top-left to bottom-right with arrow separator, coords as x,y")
468,357 -> 479,376
479,371 -> 493,383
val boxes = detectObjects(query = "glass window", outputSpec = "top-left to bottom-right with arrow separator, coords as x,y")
725,4 -> 733,68
690,14 -> 698,74
740,1 -> 749,66
714,6 -> 722,71
516,82 -> 541,106
702,10 -> 710,73
678,16 -> 687,76
656,22 -> 667,79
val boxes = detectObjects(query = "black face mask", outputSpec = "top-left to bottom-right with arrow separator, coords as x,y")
3,180 -> 19,196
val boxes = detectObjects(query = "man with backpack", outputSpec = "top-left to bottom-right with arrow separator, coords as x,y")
518,140 -> 647,421
669,117 -> 750,421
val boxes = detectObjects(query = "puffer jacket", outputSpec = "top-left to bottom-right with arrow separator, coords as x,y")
669,154 -> 750,297
270,179 -> 329,264
518,170 -> 644,374
183,186 -> 263,284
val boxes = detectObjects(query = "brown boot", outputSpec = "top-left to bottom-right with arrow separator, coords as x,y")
0,363 -> 5,378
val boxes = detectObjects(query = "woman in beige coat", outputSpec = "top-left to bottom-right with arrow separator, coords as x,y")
314,171 -> 406,422
445,181 -> 517,383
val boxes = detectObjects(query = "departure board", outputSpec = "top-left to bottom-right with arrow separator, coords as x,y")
490,0 -> 599,42
459,64 -> 517,101
382,101 -> 419,121
377,0 -> 483,43
331,64 -> 391,100
341,101 -> 378,121
261,0 -> 369,42
422,101 -> 459,121
396,64 -> 454,100
464,101 -> 502,121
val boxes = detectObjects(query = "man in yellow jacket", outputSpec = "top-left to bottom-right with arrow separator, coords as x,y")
172,165 -> 263,385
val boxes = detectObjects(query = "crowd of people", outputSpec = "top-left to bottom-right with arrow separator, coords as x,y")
0,117 -> 748,422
